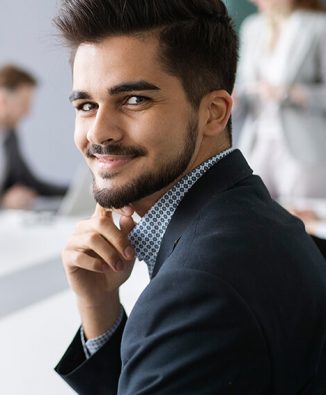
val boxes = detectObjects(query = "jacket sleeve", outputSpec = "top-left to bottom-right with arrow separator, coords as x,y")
54,267 -> 270,395
55,311 -> 127,395
118,267 -> 271,395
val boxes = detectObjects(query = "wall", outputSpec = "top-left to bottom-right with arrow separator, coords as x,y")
227,0 -> 326,31
226,0 -> 256,31
0,0 -> 80,184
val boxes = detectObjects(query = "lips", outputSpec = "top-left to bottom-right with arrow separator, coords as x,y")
93,154 -> 136,171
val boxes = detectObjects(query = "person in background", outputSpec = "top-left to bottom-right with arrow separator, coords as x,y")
291,207 -> 326,258
0,64 -> 67,210
234,0 -> 326,201
53,0 -> 326,394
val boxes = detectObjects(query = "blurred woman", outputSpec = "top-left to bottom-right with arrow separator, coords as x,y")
235,0 -> 326,200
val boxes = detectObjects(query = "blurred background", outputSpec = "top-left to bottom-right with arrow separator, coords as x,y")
0,1 -> 325,394
0,0 -> 78,186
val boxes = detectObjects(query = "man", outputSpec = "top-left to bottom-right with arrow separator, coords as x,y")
54,1 -> 326,394
0,64 -> 67,209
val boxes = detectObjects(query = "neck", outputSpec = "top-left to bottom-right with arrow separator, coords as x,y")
132,140 -> 230,217
267,6 -> 293,20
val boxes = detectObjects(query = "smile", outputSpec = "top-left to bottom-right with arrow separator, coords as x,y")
93,154 -> 137,171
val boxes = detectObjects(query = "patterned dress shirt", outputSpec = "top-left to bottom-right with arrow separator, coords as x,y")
83,148 -> 233,356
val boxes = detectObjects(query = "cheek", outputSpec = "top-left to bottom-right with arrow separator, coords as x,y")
74,123 -> 87,153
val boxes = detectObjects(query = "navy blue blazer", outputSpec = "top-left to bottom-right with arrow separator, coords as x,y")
56,150 -> 326,394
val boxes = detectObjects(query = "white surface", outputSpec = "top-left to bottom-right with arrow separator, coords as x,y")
279,197 -> 326,239
0,210 -> 79,276
314,222 -> 326,239
0,291 -> 79,395
0,210 -> 149,395
0,263 -> 149,395
279,197 -> 326,218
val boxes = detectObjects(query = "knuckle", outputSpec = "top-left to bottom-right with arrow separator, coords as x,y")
87,231 -> 99,245
96,216 -> 108,228
92,259 -> 106,272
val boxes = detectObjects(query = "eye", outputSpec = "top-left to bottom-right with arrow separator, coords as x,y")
125,96 -> 149,105
76,102 -> 97,112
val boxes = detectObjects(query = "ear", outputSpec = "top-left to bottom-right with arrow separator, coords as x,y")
199,90 -> 233,137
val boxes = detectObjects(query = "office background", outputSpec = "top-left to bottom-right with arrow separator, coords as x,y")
0,0 -> 79,185
1,0 -> 325,186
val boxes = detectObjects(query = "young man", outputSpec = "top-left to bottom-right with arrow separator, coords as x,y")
54,1 -> 326,393
0,64 -> 67,209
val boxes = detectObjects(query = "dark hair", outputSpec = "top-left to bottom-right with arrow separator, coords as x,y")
54,0 -> 238,142
0,64 -> 37,90
295,0 -> 326,11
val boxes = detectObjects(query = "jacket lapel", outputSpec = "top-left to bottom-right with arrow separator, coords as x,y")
152,150 -> 253,278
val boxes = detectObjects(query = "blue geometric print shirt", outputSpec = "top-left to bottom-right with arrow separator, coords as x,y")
129,148 -> 233,277
83,148 -> 233,356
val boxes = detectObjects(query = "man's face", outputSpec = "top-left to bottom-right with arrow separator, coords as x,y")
72,35 -> 204,210
0,85 -> 34,128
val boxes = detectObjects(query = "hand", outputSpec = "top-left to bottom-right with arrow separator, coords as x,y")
254,82 -> 306,106
62,203 -> 136,338
290,208 -> 319,235
1,184 -> 37,209
256,81 -> 285,102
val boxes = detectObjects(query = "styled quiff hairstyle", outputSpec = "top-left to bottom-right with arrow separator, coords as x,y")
54,0 -> 238,141
0,64 -> 37,91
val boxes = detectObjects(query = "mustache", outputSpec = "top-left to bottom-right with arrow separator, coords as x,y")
87,143 -> 146,158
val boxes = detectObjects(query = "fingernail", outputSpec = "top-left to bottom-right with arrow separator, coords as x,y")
124,246 -> 134,260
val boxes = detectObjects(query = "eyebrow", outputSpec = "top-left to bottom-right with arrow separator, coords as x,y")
69,80 -> 160,103
109,80 -> 160,95
69,91 -> 90,102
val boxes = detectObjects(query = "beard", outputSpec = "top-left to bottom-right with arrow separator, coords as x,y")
90,117 -> 198,209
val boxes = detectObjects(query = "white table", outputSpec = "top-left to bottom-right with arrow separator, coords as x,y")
0,210 -> 149,395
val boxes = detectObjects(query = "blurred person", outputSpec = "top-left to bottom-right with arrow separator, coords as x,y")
291,207 -> 326,236
234,0 -> 326,200
53,1 -> 326,394
0,64 -> 67,210
291,207 -> 326,257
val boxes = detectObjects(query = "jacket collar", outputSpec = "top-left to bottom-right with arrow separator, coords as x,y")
152,149 -> 253,278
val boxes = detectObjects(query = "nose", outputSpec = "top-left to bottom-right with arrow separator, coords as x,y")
86,107 -> 123,145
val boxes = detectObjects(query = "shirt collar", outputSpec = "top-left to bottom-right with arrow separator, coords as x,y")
129,148 -> 233,277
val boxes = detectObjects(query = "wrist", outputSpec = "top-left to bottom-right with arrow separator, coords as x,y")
78,291 -> 121,339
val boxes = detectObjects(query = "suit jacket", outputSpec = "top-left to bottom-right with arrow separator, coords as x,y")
55,150 -> 326,394
1,131 -> 67,197
236,11 -> 326,165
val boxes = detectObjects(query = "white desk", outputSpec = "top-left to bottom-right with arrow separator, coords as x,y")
0,210 -> 149,395
0,210 -> 78,276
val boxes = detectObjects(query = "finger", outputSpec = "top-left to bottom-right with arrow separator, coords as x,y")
63,248 -> 112,274
112,205 -> 135,217
74,216 -> 134,262
67,231 -> 123,271
93,203 -> 112,218
120,215 -> 136,236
